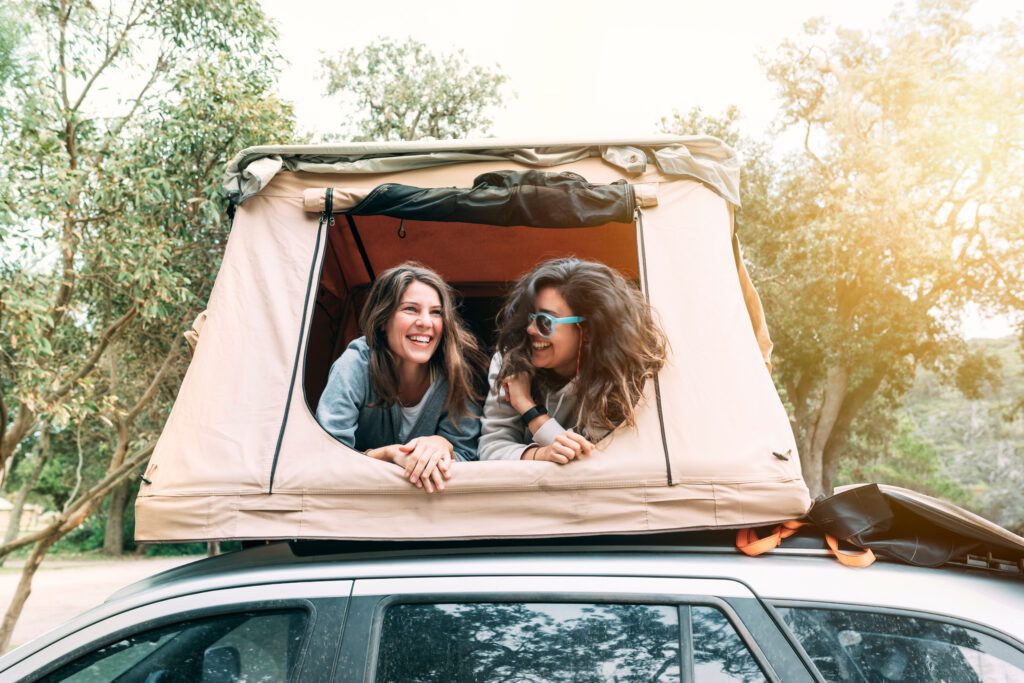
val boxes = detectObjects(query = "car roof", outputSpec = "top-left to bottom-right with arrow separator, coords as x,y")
108,534 -> 1023,632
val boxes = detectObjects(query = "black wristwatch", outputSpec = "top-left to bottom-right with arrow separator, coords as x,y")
519,404 -> 548,426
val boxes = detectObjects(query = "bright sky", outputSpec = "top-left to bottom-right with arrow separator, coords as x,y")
264,0 -> 1016,337
266,0 -> 896,140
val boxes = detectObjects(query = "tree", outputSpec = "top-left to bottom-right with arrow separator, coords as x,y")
838,419 -> 974,506
0,4 -> 20,88
322,37 -> 508,141
744,0 -> 1023,497
0,0 -> 294,649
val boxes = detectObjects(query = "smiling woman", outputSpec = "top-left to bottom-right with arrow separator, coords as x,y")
478,258 -> 668,463
315,263 -> 486,493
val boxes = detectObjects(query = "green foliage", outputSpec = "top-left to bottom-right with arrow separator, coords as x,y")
837,419 -> 973,507
144,541 -> 242,557
901,336 -> 1024,533
0,3 -> 23,91
51,509 -> 107,554
322,37 -> 508,141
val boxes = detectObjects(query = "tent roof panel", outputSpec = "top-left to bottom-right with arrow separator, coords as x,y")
224,136 -> 741,207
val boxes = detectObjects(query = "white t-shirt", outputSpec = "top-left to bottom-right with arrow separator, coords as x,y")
398,395 -> 428,442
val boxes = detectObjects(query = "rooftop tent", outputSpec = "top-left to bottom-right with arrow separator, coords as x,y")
135,137 -> 811,542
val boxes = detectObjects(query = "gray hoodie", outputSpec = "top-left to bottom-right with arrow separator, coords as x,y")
316,337 -> 480,461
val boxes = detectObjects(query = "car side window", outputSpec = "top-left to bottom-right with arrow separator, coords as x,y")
776,606 -> 1024,683
374,602 -> 767,682
40,609 -> 309,683
691,605 -> 768,682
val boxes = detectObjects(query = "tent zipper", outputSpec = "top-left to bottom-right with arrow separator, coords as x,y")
268,189 -> 332,493
633,199 -> 673,486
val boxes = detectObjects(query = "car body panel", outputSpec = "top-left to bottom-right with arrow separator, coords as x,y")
1,542 -> 1020,682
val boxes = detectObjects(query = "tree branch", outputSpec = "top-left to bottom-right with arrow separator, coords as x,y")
1,405 -> 33,473
43,307 -> 138,404
69,0 -> 148,114
105,49 -> 167,145
802,118 -> 828,172
983,252 -> 1024,309
125,339 -> 182,425
57,0 -> 72,113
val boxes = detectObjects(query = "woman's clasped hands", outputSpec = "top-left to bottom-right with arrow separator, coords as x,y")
368,435 -> 454,493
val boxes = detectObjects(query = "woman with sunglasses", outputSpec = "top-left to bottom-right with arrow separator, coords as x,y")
316,262 -> 486,492
478,258 -> 668,462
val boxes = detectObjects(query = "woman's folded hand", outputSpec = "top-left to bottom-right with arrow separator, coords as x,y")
530,431 -> 594,464
396,435 -> 454,493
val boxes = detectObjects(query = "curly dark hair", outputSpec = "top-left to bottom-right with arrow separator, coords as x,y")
360,262 -> 486,422
494,258 -> 668,434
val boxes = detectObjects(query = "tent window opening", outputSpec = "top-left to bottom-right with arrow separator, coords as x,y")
302,213 -> 641,414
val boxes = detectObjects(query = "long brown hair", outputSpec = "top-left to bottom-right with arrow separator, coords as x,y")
360,262 -> 485,422
495,258 -> 668,434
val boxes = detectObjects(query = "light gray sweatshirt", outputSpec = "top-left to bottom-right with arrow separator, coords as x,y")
316,337 -> 480,461
478,353 -> 608,460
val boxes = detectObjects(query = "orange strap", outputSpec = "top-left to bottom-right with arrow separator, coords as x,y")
736,520 -> 805,556
735,520 -> 876,568
825,533 -> 877,568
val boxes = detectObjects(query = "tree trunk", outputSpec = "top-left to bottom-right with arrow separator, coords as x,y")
800,365 -> 849,498
822,438 -> 844,497
102,478 -> 132,555
207,541 -> 221,557
0,534 -> 58,651
0,456 -> 47,568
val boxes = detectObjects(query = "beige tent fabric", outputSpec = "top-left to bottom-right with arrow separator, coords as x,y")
136,155 -> 809,542
301,188 -> 367,213
733,234 -> 774,370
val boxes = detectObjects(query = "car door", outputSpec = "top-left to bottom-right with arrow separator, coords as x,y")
337,575 -> 815,682
3,580 -> 352,683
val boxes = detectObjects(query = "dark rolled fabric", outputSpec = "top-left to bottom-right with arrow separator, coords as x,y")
348,170 -> 635,227
808,484 -> 1024,568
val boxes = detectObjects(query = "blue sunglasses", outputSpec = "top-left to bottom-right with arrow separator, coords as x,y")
528,312 -> 585,338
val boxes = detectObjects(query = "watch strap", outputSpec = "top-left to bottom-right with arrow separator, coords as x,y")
519,404 -> 547,426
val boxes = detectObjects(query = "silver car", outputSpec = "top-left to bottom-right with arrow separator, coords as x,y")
0,534 -> 1021,682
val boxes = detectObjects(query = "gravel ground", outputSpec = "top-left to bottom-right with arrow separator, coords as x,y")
0,555 -> 201,651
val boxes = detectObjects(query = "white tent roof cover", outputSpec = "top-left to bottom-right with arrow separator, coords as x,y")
136,137 -> 810,542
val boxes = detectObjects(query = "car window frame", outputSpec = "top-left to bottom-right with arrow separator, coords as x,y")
9,581 -> 352,683
766,598 -> 1024,683
339,575 -> 813,683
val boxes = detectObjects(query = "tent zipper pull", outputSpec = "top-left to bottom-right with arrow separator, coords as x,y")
397,219 -> 406,238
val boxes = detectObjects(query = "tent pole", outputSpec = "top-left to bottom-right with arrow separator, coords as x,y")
345,214 -> 375,283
